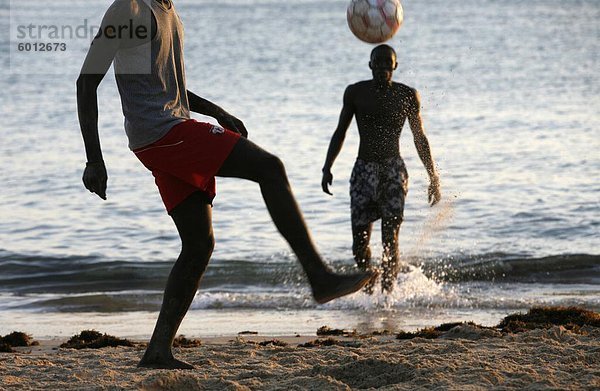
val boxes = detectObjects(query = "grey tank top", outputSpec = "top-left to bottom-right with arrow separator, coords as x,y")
113,0 -> 190,150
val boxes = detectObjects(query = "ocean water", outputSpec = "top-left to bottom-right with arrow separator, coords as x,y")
0,0 -> 598,338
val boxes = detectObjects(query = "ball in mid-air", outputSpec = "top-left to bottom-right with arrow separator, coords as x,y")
347,0 -> 404,44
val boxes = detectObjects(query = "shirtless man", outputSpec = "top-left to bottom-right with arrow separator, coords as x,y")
77,0 -> 374,369
322,44 -> 441,294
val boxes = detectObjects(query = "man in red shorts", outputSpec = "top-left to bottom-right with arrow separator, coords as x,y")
77,0 -> 374,369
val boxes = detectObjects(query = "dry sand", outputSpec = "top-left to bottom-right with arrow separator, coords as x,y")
1,325 -> 598,390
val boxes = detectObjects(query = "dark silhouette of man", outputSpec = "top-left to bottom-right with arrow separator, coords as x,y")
322,44 -> 440,294
77,0 -> 374,369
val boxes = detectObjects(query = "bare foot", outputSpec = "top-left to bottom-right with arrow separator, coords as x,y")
312,270 -> 377,304
138,354 -> 194,370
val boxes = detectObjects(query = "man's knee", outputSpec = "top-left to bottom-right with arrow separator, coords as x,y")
182,233 -> 215,260
260,153 -> 287,183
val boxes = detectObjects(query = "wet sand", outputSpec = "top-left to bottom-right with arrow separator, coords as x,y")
1,324 -> 598,390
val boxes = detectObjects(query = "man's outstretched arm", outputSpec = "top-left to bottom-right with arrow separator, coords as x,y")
321,86 -> 355,195
186,91 -> 248,138
407,89 -> 441,206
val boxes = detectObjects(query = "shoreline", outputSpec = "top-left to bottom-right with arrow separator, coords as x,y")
0,306 -> 520,341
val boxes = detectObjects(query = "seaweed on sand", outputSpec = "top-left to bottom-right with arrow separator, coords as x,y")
242,339 -> 289,347
0,342 -> 14,353
258,339 -> 289,347
172,335 -> 202,348
299,338 -> 344,348
1,332 -> 38,347
396,327 -> 442,340
0,332 -> 39,352
60,330 -> 136,349
497,306 -> 600,333
395,306 -> 600,340
396,321 -> 494,340
299,338 -> 362,348
370,329 -> 394,336
317,326 -> 357,337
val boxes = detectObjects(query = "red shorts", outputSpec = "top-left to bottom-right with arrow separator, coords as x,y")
134,119 -> 241,213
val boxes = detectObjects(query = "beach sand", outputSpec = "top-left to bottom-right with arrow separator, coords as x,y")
1,323 -> 598,390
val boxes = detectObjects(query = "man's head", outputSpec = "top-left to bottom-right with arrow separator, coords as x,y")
369,44 -> 397,85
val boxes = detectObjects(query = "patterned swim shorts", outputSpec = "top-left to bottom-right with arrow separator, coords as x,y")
349,157 -> 408,227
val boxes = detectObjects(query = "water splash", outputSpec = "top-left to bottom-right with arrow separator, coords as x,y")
322,265 -> 456,311
405,197 -> 455,261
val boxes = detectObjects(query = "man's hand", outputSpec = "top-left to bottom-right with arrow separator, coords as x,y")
217,113 -> 248,138
428,176 -> 441,206
322,169 -> 333,195
83,162 -> 108,200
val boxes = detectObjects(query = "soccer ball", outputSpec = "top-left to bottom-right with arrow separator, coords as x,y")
347,0 -> 404,44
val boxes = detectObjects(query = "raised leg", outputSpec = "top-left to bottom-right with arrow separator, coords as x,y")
352,223 -> 376,294
138,192 -> 214,369
217,138 -> 374,303
381,216 -> 402,293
